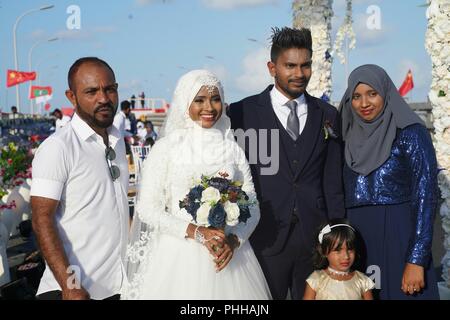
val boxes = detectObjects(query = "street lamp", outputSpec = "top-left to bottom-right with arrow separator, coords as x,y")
28,37 -> 58,114
34,53 -> 59,84
12,4 -> 54,112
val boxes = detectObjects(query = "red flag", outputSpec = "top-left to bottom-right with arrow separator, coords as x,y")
29,86 -> 52,99
6,70 -> 36,87
398,70 -> 414,96
61,107 -> 75,117
44,103 -> 51,111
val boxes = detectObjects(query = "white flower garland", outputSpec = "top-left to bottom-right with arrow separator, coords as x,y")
333,0 -> 356,64
292,0 -> 334,101
425,0 -> 450,287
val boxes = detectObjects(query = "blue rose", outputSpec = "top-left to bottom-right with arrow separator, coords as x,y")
209,177 -> 230,193
208,203 -> 226,228
188,185 -> 204,201
186,201 -> 201,220
228,185 -> 241,194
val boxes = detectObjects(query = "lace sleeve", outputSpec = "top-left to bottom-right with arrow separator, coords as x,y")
225,144 -> 260,248
136,138 -> 190,239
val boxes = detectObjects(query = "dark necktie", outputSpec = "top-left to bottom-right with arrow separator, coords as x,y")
286,100 -> 299,140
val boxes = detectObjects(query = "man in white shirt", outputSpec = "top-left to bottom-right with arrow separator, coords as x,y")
113,100 -> 132,138
52,109 -> 71,133
31,57 -> 129,300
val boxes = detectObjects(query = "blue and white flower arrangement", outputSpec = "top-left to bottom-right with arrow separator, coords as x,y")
179,172 -> 252,228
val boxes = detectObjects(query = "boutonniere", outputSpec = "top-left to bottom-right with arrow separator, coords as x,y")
323,120 -> 338,140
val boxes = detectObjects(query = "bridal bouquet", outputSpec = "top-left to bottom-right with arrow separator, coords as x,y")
179,172 -> 252,228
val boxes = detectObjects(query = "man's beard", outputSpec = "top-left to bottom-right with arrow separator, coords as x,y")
276,76 -> 309,99
76,101 -> 117,129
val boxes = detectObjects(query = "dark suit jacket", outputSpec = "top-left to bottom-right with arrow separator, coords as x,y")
228,85 -> 345,256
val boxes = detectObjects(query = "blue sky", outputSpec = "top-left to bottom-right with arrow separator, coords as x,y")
0,0 -> 431,114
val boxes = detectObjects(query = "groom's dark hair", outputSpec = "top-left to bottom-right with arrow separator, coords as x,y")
270,27 -> 313,62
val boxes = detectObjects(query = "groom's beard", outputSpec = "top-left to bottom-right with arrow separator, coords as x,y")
275,76 -> 309,99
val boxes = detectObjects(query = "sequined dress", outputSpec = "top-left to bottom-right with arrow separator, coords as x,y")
344,124 -> 439,300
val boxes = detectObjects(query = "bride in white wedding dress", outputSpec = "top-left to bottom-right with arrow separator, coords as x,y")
122,70 -> 271,300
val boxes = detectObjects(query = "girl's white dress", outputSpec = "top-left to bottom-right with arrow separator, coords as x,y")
306,270 -> 375,300
122,70 -> 271,300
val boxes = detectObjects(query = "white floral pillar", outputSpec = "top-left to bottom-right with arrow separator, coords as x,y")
425,0 -> 450,289
292,0 -> 334,102
333,0 -> 356,66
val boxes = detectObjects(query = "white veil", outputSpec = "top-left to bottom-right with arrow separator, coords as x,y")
159,69 -> 233,140
122,70 -> 238,299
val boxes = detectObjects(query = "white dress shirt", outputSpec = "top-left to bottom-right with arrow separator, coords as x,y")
30,113 -> 129,299
113,111 -> 132,138
270,86 -> 308,136
55,115 -> 71,133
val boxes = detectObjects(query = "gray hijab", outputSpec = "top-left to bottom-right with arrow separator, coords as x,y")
339,64 -> 424,176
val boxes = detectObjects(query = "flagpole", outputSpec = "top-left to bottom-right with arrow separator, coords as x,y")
28,37 -> 58,115
12,5 -> 54,113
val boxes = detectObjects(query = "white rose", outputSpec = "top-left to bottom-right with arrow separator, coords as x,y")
196,203 -> 211,226
201,187 -> 221,203
224,201 -> 240,226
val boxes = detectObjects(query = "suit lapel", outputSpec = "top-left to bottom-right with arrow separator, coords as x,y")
294,93 -> 324,180
255,85 -> 292,181
255,85 -> 278,130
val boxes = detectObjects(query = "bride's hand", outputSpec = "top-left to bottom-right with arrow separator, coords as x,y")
199,227 -> 226,257
214,242 -> 233,272
214,234 -> 239,272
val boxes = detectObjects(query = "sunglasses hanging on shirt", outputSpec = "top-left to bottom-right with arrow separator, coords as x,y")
105,146 -> 120,181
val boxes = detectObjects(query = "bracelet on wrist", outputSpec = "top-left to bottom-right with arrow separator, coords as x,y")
194,225 -> 205,244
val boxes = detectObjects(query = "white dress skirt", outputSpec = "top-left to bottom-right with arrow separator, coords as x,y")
139,233 -> 271,299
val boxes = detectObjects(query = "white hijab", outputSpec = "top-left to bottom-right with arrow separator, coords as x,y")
160,69 -> 237,177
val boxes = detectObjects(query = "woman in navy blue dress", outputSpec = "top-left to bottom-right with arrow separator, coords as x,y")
339,64 -> 439,300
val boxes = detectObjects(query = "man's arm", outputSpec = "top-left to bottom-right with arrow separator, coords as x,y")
323,110 -> 346,219
31,196 -> 90,300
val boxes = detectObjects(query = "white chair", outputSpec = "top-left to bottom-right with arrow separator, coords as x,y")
128,146 -> 152,213
130,145 -> 151,187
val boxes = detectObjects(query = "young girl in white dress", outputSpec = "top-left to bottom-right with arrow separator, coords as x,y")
303,219 -> 374,300
122,70 -> 271,300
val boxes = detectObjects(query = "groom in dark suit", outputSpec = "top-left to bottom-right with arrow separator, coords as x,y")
228,27 -> 345,299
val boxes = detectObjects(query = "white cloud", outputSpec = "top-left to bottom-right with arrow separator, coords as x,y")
235,47 -> 272,94
204,64 -> 228,82
120,79 -> 145,91
203,0 -> 279,10
29,29 -> 46,40
136,0 -> 173,6
136,0 -> 156,5
55,26 -> 116,41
